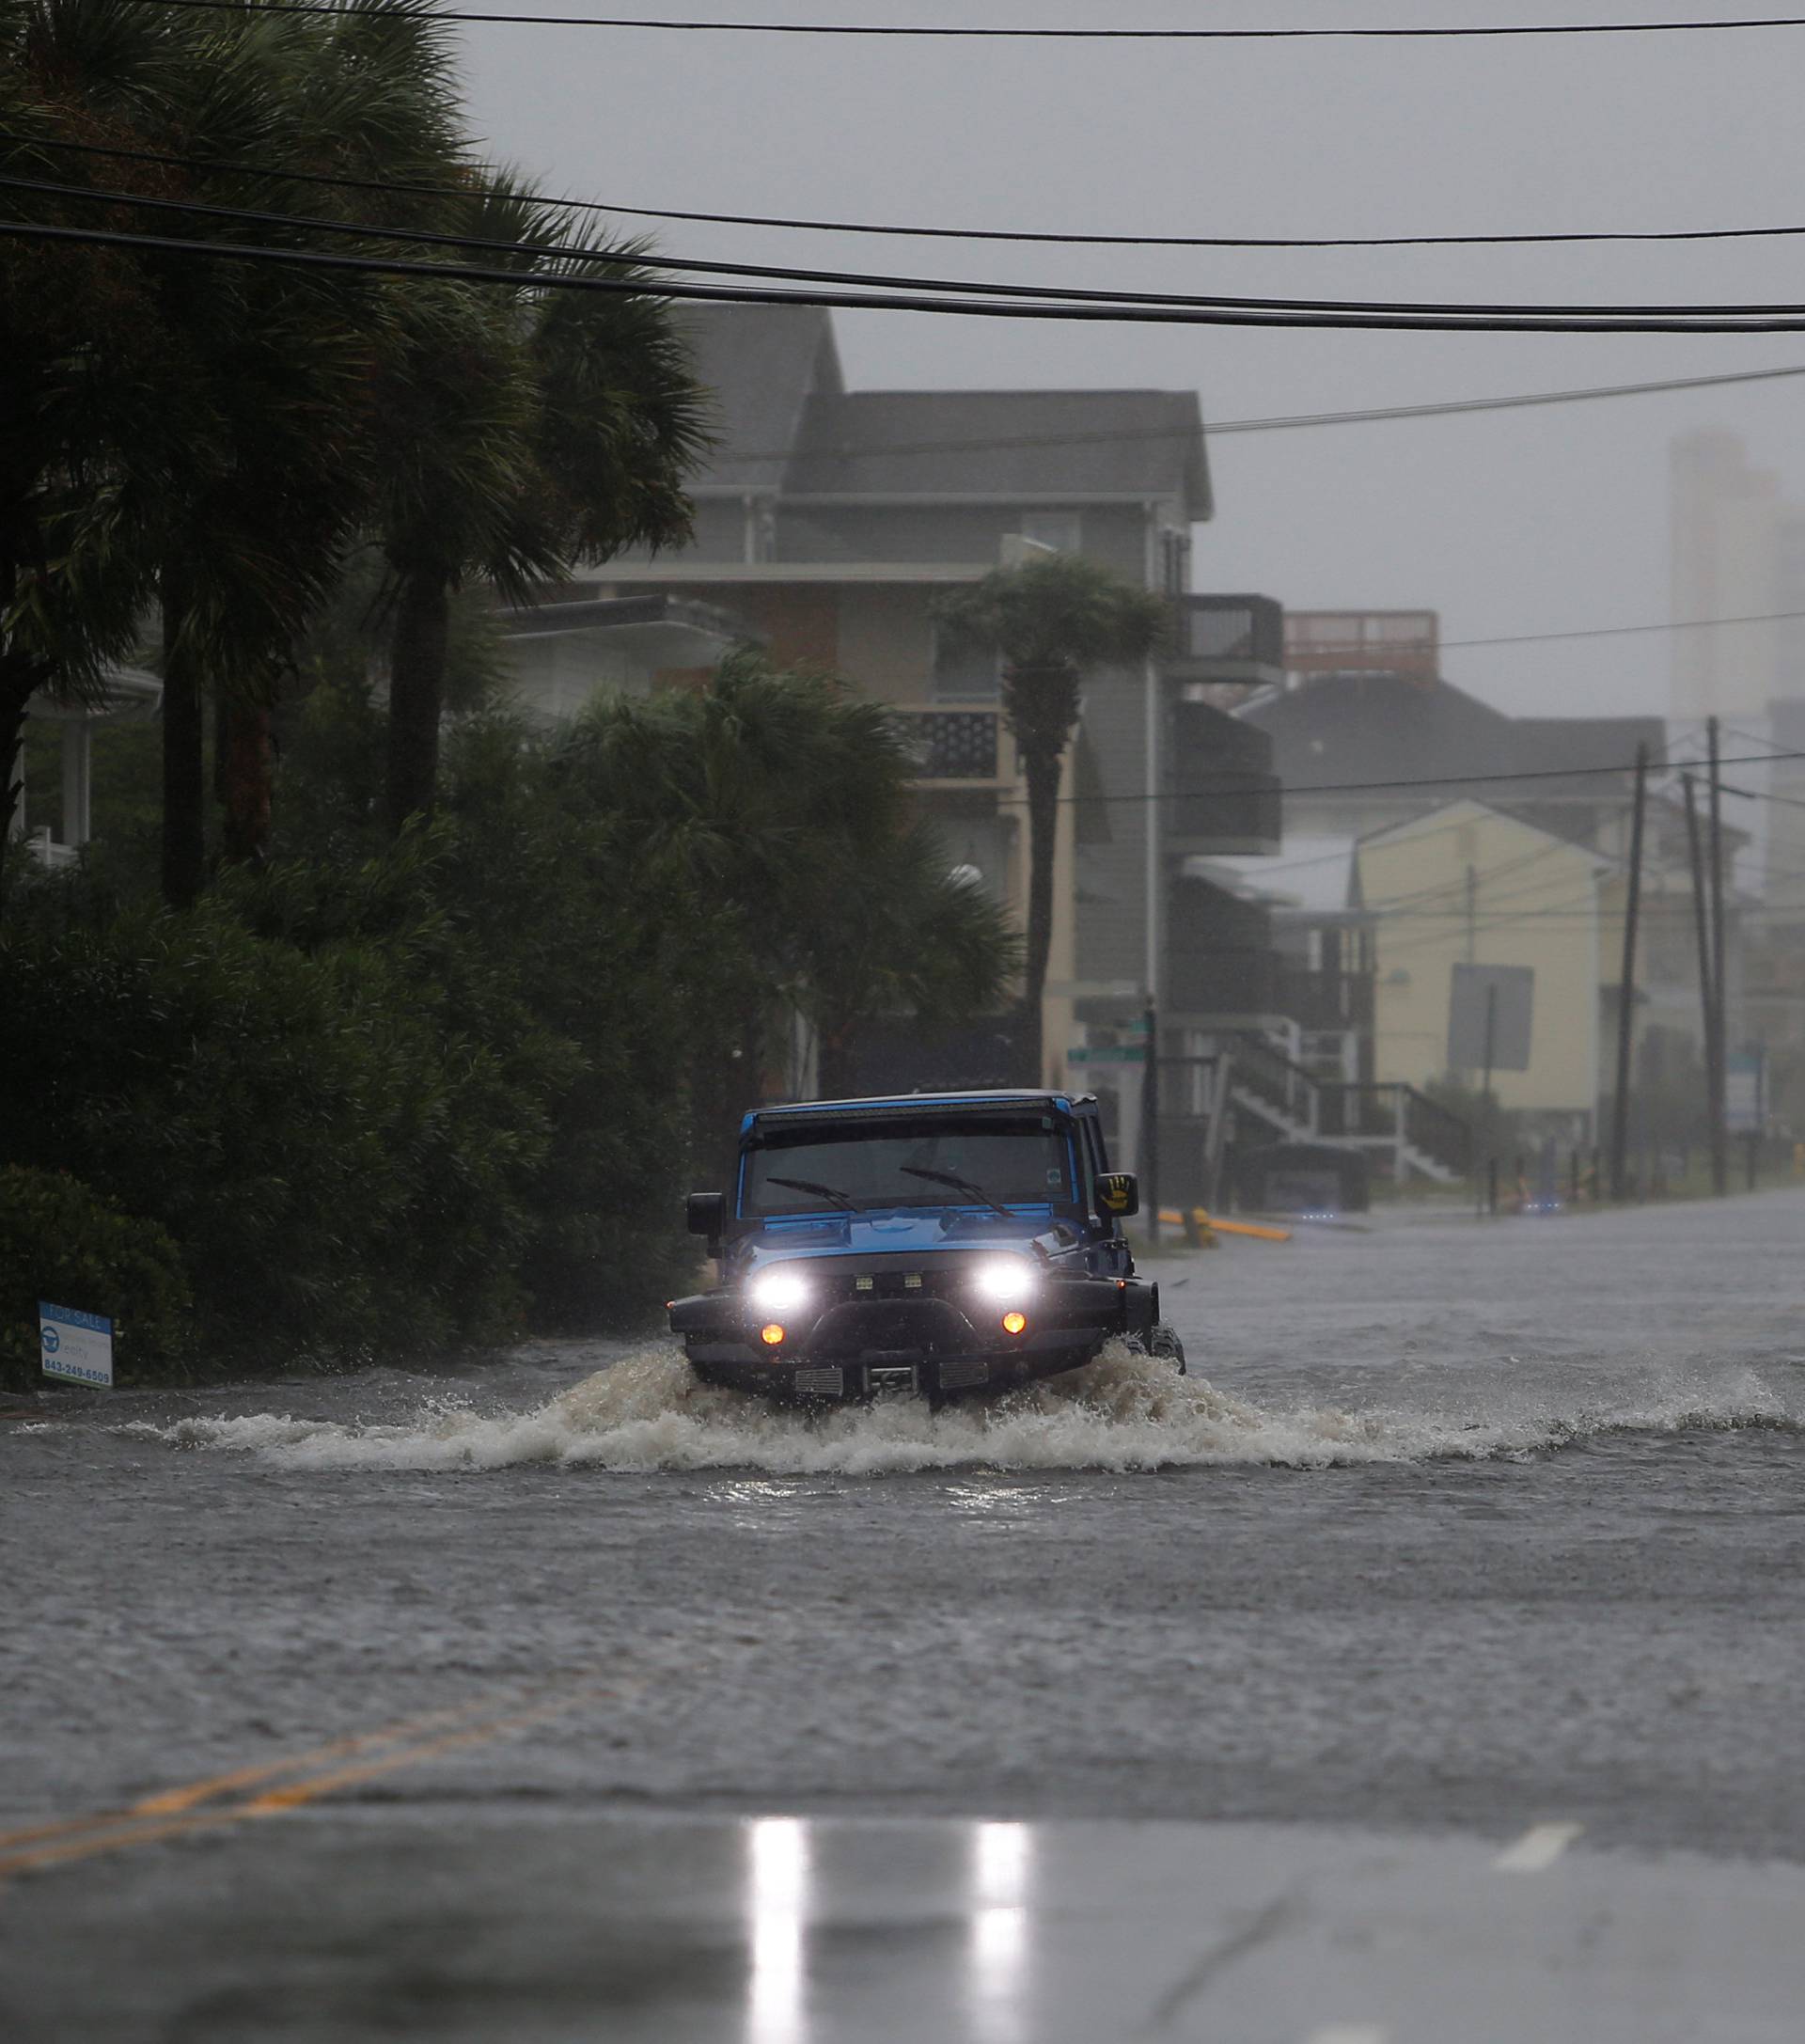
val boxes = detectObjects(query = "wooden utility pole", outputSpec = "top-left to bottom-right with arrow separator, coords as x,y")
1706,717 -> 1729,1196
1609,745 -> 1649,1200
1683,772 -> 1719,1185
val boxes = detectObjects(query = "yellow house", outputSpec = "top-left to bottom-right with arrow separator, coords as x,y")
1356,800 -> 1607,1120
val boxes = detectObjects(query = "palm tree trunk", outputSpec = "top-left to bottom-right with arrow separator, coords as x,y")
1018,737 -> 1062,1084
0,651 -> 41,916
162,572 -> 207,909
385,572 -> 450,833
816,1023 -> 858,1102
220,700 -> 274,864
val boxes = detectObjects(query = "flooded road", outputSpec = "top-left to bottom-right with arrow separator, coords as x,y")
5,1190 -> 1804,2038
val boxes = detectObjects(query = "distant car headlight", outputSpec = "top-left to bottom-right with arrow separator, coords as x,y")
749,1268 -> 809,1314
972,1257 -> 1036,1304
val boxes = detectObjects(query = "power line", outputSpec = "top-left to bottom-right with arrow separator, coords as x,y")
24,212 -> 1805,332
990,747 -> 1805,810
30,133 -> 1805,255
1714,720 -> 1796,757
429,201 -> 1805,254
24,147 -> 1805,427
29,173 -> 1805,322
26,158 -> 1805,430
751,366 -> 1805,461
102,3 -> 1805,39
1444,606 -> 1805,653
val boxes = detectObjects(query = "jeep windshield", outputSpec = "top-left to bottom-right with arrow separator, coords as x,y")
743,1112 -> 1074,1218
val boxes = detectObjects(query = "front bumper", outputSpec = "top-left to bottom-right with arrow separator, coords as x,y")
669,1274 -> 1146,1402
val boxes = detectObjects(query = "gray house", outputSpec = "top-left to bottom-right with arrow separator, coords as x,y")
523,305 -> 1286,1147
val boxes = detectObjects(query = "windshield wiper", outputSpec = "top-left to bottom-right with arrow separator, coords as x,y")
899,1165 -> 1018,1222
764,1174 -> 861,1215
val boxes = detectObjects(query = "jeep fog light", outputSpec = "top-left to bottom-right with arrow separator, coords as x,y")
1001,1311 -> 1028,1336
973,1257 -> 1035,1304
760,1323 -> 786,1347
749,1269 -> 808,1313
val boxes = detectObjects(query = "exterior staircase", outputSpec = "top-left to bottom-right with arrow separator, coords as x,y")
1225,1032 -> 1470,1187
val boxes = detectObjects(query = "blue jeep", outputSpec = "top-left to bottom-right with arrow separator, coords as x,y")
667,1090 -> 1185,1403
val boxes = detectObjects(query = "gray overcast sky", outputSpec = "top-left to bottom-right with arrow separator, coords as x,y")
454,0 -> 1805,721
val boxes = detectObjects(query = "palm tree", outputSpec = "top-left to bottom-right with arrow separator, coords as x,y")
561,651 -> 1016,1154
148,0 -> 470,896
371,188 -> 709,832
799,822 -> 1020,1100
934,553 -> 1168,1078
0,0 -> 476,902
0,0 -> 195,887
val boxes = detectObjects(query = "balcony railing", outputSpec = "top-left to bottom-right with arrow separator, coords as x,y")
1316,1084 -> 1471,1178
1275,962 -> 1375,1035
1163,594 -> 1285,686
1164,699 -> 1282,854
1283,609 -> 1439,683
1165,875 -> 1282,1017
892,706 -> 1002,783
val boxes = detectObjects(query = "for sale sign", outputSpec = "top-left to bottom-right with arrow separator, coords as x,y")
39,1302 -> 115,1388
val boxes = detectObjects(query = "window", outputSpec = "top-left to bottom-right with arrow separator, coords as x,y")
743,1114 -> 1075,1217
1017,511 -> 1081,556
932,622 -> 1002,702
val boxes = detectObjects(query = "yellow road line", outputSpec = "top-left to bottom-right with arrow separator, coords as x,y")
0,1697 -> 496,1854
0,1680 -> 615,1885
242,1690 -> 605,1814
134,1701 -> 483,1816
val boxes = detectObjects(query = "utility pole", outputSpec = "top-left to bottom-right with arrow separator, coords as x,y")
1609,744 -> 1649,1201
1707,717 -> 1729,1196
1683,772 -> 1719,1187
1141,999 -> 1160,1247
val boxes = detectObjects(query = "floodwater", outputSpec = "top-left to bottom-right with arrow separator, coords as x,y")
5,1190 -> 1805,2039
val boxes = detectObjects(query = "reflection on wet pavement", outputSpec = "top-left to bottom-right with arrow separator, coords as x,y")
746,1816 -> 808,2044
970,1822 -> 1031,2044
7,1801 -> 1805,2039
743,1816 -> 1035,2044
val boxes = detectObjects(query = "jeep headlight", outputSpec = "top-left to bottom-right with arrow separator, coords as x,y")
972,1258 -> 1036,1305
748,1268 -> 810,1314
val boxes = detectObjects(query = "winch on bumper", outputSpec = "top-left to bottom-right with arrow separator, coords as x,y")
668,1257 -> 1156,1402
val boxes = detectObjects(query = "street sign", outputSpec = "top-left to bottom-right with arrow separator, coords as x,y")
1066,1045 -> 1146,1064
39,1302 -> 114,1388
1726,1050 -> 1765,1134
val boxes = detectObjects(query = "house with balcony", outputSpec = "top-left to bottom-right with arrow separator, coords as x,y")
498,303 -> 1295,1116
1196,838 -> 1377,1084
1064,592 -> 1290,1171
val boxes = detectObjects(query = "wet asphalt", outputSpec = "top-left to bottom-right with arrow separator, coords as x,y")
4,1187 -> 1803,2039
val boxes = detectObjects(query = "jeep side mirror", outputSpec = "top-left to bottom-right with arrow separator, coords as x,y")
1093,1171 -> 1139,1219
686,1192 -> 726,1239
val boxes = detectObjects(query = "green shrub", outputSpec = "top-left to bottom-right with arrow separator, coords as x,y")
0,887 -> 547,1363
0,1167 -> 192,1390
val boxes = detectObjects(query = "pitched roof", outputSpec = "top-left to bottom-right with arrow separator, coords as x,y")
678,304 -> 843,493
674,305 -> 1211,515
1508,715 -> 1666,796
1357,797 -> 1611,874
1242,672 -> 1662,815
787,387 -> 1211,512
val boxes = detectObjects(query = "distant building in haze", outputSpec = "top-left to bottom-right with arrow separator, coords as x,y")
1669,428 -> 1805,723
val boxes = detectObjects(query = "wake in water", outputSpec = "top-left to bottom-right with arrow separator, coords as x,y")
129,1341 -> 1801,1476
